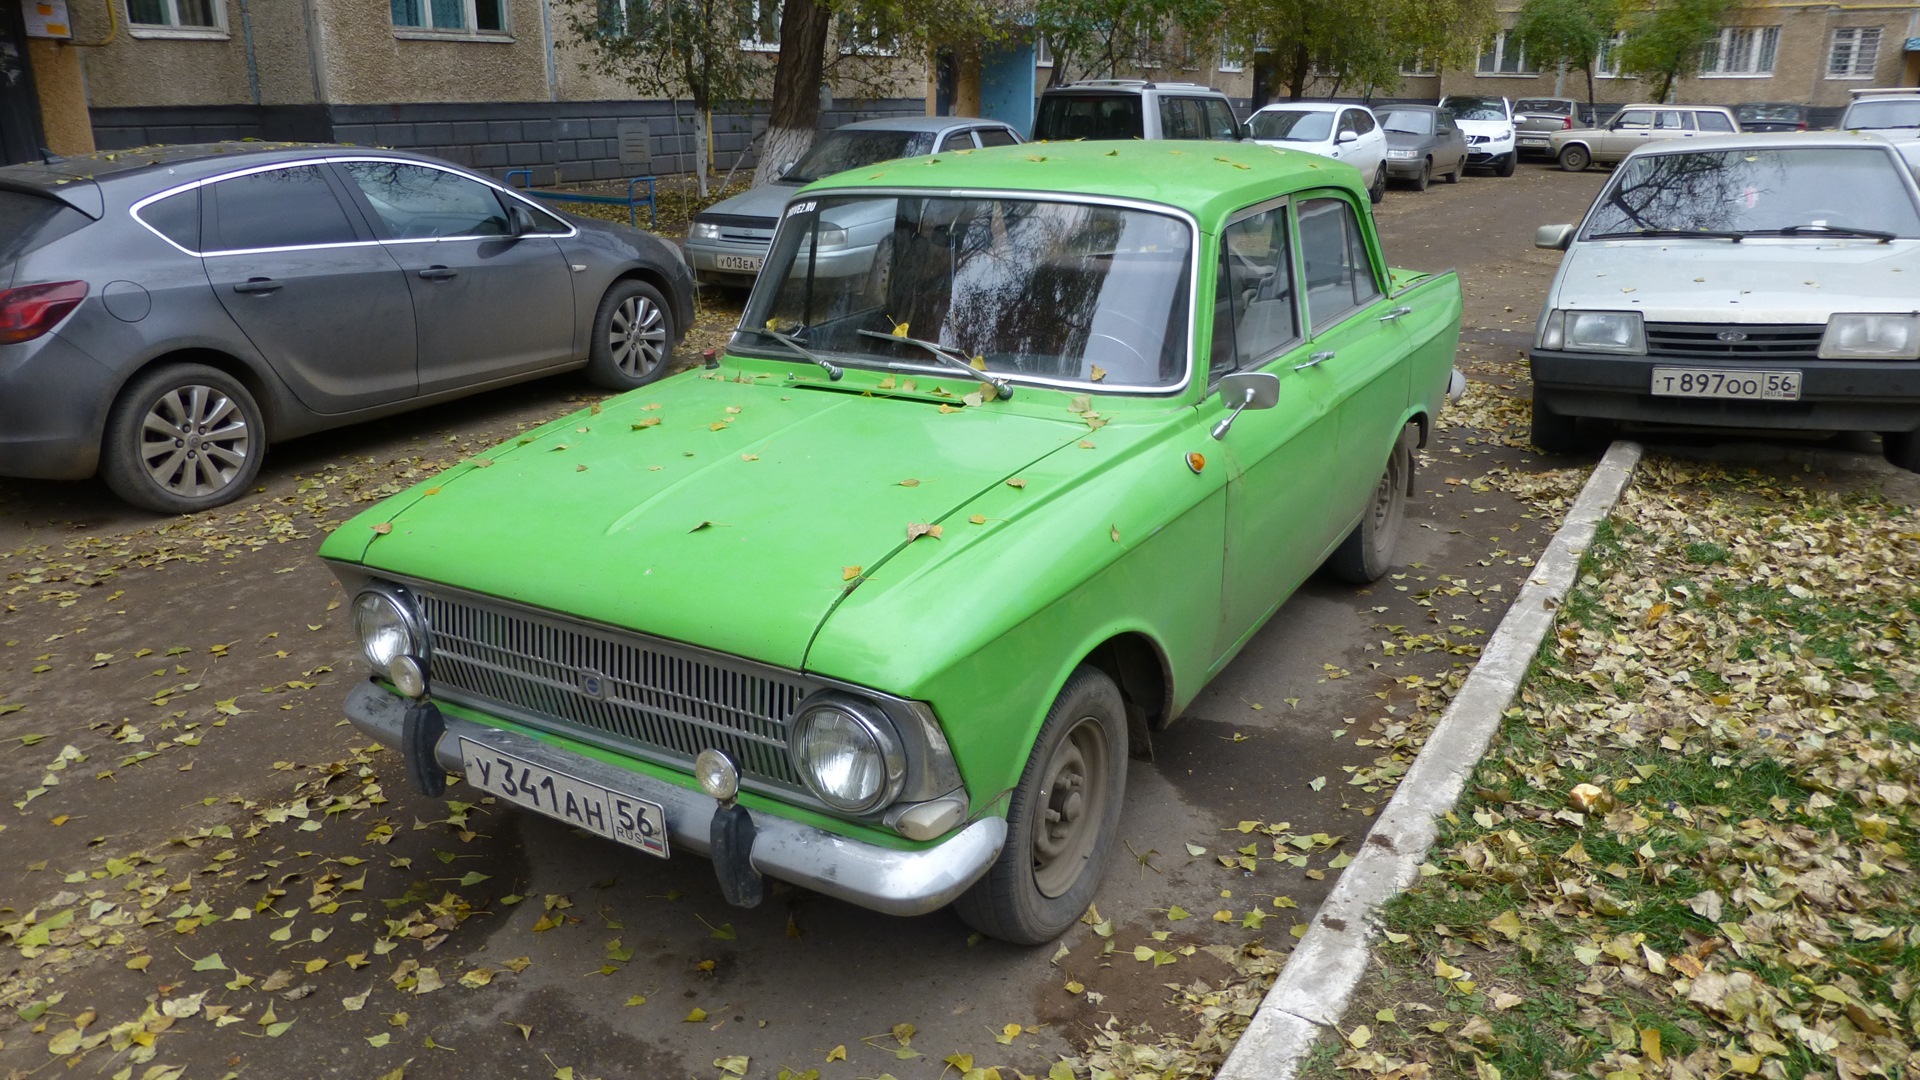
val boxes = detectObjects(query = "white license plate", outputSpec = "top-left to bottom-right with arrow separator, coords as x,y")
1650,367 -> 1801,401
715,254 -> 763,272
459,739 -> 669,858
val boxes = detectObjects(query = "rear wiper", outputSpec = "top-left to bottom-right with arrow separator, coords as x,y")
1749,224 -> 1896,243
749,325 -> 843,380
857,329 -> 1014,401
1588,228 -> 1744,241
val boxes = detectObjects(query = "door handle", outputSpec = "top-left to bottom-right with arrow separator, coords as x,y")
417,266 -> 459,280
231,278 -> 282,295
1295,350 -> 1335,371
1378,305 -> 1413,323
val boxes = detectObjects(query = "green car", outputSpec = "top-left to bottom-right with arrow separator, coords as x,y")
320,142 -> 1463,944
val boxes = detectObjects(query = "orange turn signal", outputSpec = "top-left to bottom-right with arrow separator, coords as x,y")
1186,452 -> 1206,473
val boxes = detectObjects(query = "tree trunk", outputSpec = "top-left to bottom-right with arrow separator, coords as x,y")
754,0 -> 832,187
692,101 -> 711,199
1585,67 -> 1595,119
1288,42 -> 1309,100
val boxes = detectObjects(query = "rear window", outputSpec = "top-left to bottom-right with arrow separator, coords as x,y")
1034,95 -> 1144,141
1696,111 -> 1735,133
786,130 -> 935,183
1516,99 -> 1572,115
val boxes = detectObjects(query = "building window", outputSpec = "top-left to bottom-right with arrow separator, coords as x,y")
1218,40 -> 1244,73
1594,32 -> 1624,77
738,0 -> 778,50
837,15 -> 893,55
1035,34 -> 1053,67
391,0 -> 505,32
1399,56 -> 1436,76
1476,30 -> 1536,75
590,0 -> 631,37
1827,27 -> 1881,79
1700,26 -> 1778,76
128,0 -> 221,29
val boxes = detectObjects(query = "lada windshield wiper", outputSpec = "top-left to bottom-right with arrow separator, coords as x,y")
856,329 -> 1014,401
1747,224 -> 1896,243
749,325 -> 843,380
1588,228 -> 1744,241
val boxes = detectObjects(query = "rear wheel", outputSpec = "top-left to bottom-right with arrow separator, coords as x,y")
1558,144 -> 1591,172
1328,424 -> 1415,584
1413,157 -> 1432,192
954,666 -> 1127,945
1531,388 -> 1579,453
1444,157 -> 1462,183
101,363 -> 265,514
587,279 -> 675,390
1882,430 -> 1920,473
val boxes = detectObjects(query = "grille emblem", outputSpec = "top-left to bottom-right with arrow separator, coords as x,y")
1716,331 -> 1748,343
577,669 -> 609,700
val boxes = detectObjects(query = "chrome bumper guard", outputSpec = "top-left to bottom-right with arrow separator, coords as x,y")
344,681 -> 1005,917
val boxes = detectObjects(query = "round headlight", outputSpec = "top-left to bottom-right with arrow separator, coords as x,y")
352,588 -> 420,673
790,697 -> 905,814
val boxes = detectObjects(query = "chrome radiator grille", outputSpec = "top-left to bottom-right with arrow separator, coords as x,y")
416,588 -> 816,795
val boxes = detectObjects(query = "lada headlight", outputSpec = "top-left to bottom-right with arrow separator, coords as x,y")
352,584 -> 426,674
690,220 -> 723,241
790,693 -> 905,814
1540,310 -> 1645,354
1819,313 -> 1920,359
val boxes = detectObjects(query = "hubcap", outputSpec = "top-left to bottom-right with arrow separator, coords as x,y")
1031,714 -> 1110,899
609,294 -> 667,378
139,385 -> 250,498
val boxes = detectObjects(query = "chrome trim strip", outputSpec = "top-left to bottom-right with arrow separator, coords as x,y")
128,153 -> 578,258
344,681 -> 1003,916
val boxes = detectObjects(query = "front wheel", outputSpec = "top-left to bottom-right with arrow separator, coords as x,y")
101,363 -> 266,514
1882,429 -> 1920,473
1558,145 -> 1591,172
1531,388 -> 1579,453
954,666 -> 1127,945
587,279 -> 675,390
1368,165 -> 1387,204
1496,151 -> 1517,178
1328,424 -> 1415,584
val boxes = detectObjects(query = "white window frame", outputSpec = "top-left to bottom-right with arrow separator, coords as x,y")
836,15 -> 894,56
126,0 -> 228,39
1476,30 -> 1537,76
391,0 -> 510,38
1035,34 -> 1053,67
1218,40 -> 1244,73
1700,25 -> 1778,76
1594,32 -> 1624,78
738,0 -> 778,51
1827,26 -> 1881,79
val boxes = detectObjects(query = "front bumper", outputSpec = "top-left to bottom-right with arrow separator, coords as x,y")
344,681 -> 1006,917
1531,350 -> 1920,433
1466,143 -> 1514,164
1384,157 -> 1429,178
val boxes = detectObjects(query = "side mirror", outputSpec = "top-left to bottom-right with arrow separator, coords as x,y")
1336,129 -> 1359,144
1535,223 -> 1575,251
1210,371 -> 1280,439
778,160 -> 797,178
507,204 -> 537,238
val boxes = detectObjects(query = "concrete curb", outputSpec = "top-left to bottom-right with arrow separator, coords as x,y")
1216,440 -> 1645,1080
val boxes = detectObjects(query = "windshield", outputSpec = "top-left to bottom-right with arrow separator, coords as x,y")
1844,99 -> 1920,131
1247,110 -> 1334,142
739,195 -> 1192,390
1443,97 -> 1508,121
788,130 -> 936,183
1515,99 -> 1571,115
1581,147 -> 1920,239
1737,104 -> 1801,123
1033,95 -> 1145,141
1380,110 -> 1433,135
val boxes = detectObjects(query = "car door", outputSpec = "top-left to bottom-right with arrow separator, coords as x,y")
1293,194 -> 1408,533
1653,109 -> 1694,144
1347,108 -> 1386,179
1597,109 -> 1653,161
200,162 -> 420,414
1207,197 -> 1342,661
335,159 -> 577,397
1437,111 -> 1468,173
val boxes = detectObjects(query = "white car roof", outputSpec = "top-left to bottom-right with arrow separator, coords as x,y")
1249,102 -> 1370,115
1624,129 -> 1908,158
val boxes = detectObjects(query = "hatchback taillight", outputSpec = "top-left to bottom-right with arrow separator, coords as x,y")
0,280 -> 88,345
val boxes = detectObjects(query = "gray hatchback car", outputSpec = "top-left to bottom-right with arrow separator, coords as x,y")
0,143 -> 693,513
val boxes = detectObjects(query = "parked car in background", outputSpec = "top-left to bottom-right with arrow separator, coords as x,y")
1376,105 -> 1468,190
1839,87 -> 1920,136
1032,80 -> 1241,142
0,143 -> 693,513
320,141 -> 1463,946
684,117 -> 1023,288
1244,101 -> 1389,202
1514,97 -> 1580,157
1530,132 -> 1920,472
1735,102 -> 1810,132
1551,104 -> 1739,171
1439,95 -> 1517,176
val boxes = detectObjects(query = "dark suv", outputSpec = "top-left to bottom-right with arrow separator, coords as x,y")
1033,80 -> 1241,141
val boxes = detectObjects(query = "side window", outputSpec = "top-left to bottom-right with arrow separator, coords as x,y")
1352,110 -> 1376,135
1297,197 -> 1382,333
1160,97 -> 1204,140
941,131 -> 982,151
205,165 -> 359,253
1615,110 -> 1652,129
1337,111 -> 1359,136
1697,111 -> 1735,133
340,161 -> 512,239
1213,204 -> 1299,378
976,126 -> 1019,148
138,189 -> 201,250
1202,98 -> 1240,139
1654,110 -> 1689,130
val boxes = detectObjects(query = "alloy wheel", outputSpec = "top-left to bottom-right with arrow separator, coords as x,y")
609,294 -> 667,379
139,384 -> 252,498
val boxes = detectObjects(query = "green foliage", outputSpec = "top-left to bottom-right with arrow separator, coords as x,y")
563,0 -> 766,115
1616,0 -> 1736,102
1036,0 -> 1227,83
1221,0 -> 1493,101
1512,0 -> 1619,107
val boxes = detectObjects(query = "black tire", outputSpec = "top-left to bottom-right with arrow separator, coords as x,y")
1496,151 -> 1517,178
1444,157 -> 1462,183
954,666 -> 1127,945
1882,430 -> 1920,473
1531,388 -> 1580,453
1368,165 -> 1387,205
1328,424 -> 1415,584
101,363 -> 266,514
1413,158 -> 1432,192
1558,145 -> 1591,172
587,279 -> 675,390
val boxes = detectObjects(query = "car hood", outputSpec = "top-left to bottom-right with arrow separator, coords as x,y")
328,372 -> 1089,672
1384,131 -> 1437,149
697,181 -> 802,223
1248,136 -> 1333,154
1557,238 -> 1920,321
1454,118 -> 1510,134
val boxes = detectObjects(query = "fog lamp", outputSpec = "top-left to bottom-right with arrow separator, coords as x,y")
388,655 -> 427,699
695,749 -> 740,801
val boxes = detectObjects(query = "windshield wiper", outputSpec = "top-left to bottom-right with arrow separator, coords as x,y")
1588,228 -> 1744,241
857,329 -> 1014,401
749,325 -> 843,380
1749,224 -> 1896,242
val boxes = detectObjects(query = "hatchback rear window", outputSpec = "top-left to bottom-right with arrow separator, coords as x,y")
1516,99 -> 1572,115
1034,95 -> 1144,141
0,190 -> 89,261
